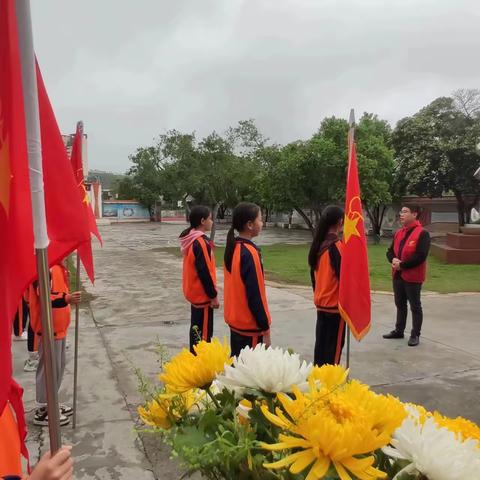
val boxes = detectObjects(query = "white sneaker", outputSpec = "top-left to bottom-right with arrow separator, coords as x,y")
13,332 -> 28,341
24,358 -> 39,372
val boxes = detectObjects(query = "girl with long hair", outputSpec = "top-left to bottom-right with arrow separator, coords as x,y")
308,205 -> 345,366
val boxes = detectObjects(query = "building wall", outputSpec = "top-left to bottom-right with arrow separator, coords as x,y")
103,201 -> 150,222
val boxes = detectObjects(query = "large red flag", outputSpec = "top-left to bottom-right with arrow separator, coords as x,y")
338,138 -> 371,340
70,122 -> 102,283
36,63 -> 91,266
0,0 -> 35,459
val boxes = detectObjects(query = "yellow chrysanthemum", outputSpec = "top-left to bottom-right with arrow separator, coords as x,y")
345,381 -> 406,439
261,379 -> 405,480
160,338 -> 232,393
138,397 -> 172,429
138,389 -> 201,429
432,412 -> 480,446
308,364 -> 349,391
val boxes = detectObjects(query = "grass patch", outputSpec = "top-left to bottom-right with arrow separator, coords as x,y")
66,255 -> 94,303
160,243 -> 480,294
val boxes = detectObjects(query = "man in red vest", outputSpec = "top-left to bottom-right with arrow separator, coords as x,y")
383,205 -> 431,346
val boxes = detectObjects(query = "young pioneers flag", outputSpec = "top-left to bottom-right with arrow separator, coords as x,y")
70,121 -> 102,283
338,123 -> 372,340
0,0 -> 35,460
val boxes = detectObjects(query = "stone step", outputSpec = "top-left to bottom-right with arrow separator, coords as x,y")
446,232 -> 480,249
431,242 -> 480,264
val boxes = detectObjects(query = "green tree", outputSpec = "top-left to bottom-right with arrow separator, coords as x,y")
118,146 -> 163,218
262,115 -> 394,234
356,114 -> 396,239
393,96 -> 480,226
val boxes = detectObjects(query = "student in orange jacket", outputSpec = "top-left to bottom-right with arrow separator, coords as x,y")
0,400 -> 73,480
29,260 -> 81,427
308,205 -> 345,366
224,202 -> 271,357
179,206 -> 219,352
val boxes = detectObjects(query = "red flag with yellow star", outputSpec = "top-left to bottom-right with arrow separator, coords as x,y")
0,0 -> 35,456
70,122 -> 102,283
36,62 -> 91,266
338,139 -> 371,340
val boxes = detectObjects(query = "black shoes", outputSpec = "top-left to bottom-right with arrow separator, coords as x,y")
383,330 -> 420,346
382,330 -> 404,339
408,336 -> 420,347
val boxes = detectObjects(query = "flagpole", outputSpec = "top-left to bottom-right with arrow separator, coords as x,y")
72,122 -> 83,429
16,0 -> 62,452
345,108 -> 355,370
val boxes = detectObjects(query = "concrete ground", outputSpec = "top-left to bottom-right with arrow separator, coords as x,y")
12,222 -> 480,479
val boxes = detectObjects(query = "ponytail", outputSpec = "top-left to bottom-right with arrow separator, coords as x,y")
224,202 -> 261,272
224,227 -> 236,272
179,205 -> 212,238
308,205 -> 344,269
179,226 -> 193,238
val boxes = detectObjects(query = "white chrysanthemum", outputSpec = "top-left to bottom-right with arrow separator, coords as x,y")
383,406 -> 480,480
216,344 -> 312,394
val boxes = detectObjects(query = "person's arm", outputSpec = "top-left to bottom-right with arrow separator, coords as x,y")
240,247 -> 270,332
192,239 -> 217,299
386,238 -> 395,263
310,268 -> 316,291
27,446 -> 73,480
329,244 -> 342,280
399,231 -> 431,269
51,292 -> 81,308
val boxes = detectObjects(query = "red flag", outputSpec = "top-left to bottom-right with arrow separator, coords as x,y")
0,0 -> 35,459
36,63 -> 91,266
70,123 -> 102,283
338,139 -> 371,340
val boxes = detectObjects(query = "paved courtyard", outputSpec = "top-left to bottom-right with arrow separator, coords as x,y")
12,222 -> 480,479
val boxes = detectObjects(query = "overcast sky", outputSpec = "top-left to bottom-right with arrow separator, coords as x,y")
31,0 -> 480,173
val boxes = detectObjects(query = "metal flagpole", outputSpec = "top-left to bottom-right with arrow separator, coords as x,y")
345,108 -> 356,370
72,251 -> 80,428
72,122 -> 83,429
16,0 -> 62,452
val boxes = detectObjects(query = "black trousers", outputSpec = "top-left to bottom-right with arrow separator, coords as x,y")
230,329 -> 263,357
190,305 -> 214,353
314,311 -> 345,367
393,276 -> 423,337
13,298 -> 28,336
27,322 -> 36,353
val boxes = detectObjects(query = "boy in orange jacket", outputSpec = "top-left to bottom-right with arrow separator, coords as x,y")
29,260 -> 81,427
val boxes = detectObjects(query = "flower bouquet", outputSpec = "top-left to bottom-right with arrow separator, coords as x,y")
137,338 -> 480,480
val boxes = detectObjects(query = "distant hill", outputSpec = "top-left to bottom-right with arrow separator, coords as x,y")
86,170 -> 125,190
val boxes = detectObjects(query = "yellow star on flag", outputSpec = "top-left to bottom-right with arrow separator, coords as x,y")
78,181 -> 90,205
343,196 -> 363,244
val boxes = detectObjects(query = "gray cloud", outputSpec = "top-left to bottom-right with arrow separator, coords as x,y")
31,0 -> 480,172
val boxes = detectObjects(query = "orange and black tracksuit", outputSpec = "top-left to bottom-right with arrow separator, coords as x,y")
0,403 -> 22,479
310,234 -> 345,366
0,381 -> 28,480
183,235 -> 217,351
29,264 -> 71,406
224,238 -> 271,356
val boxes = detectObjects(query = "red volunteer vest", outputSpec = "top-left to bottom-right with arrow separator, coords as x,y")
393,221 -> 427,283
183,236 -> 217,307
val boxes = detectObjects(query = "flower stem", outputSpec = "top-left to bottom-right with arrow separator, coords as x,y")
206,386 -> 221,409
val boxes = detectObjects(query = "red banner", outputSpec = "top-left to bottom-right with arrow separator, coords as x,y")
338,140 -> 371,340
